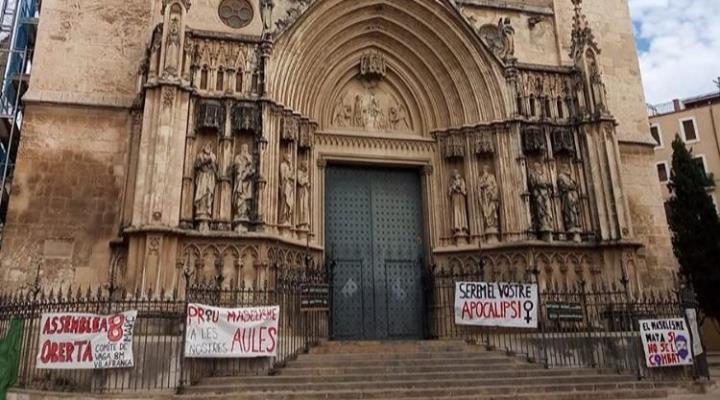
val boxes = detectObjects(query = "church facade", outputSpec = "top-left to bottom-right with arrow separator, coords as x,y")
0,0 -> 674,300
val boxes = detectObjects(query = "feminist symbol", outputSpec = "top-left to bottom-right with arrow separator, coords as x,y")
523,301 -> 534,324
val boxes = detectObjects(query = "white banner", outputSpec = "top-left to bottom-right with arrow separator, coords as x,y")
684,309 -> 704,357
185,304 -> 279,359
37,311 -> 137,370
455,282 -> 538,328
640,318 -> 694,368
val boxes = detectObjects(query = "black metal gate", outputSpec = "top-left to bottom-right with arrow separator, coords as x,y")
325,166 -> 425,340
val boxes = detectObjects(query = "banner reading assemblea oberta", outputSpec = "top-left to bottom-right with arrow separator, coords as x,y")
185,304 -> 279,359
37,311 -> 137,370
455,282 -> 538,328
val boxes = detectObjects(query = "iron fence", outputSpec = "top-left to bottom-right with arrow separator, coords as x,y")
0,262 -> 329,394
426,264 -> 699,380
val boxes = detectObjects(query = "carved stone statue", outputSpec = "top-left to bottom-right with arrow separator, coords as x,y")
297,162 -> 311,228
448,170 -> 469,237
260,0 -> 274,32
557,164 -> 581,237
352,95 -> 364,128
527,162 -> 553,234
498,18 -> 515,60
389,104 -> 410,130
194,144 -> 218,232
478,165 -> 500,234
478,18 -> 515,61
332,99 -> 350,127
182,34 -> 193,81
163,6 -> 182,78
244,48 -> 257,93
231,144 -> 255,232
279,154 -> 295,225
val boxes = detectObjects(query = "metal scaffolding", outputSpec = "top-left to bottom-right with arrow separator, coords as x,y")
0,0 -> 38,241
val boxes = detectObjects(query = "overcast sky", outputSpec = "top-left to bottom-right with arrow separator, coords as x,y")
629,0 -> 720,105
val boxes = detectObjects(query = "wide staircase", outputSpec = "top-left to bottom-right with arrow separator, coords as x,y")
184,340 -> 696,400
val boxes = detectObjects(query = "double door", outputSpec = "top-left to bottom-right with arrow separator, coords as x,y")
325,166 -> 425,340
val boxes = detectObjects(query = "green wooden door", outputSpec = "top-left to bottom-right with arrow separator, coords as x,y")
326,166 -> 425,340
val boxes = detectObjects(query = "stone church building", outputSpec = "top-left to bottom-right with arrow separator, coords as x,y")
0,0 -> 674,302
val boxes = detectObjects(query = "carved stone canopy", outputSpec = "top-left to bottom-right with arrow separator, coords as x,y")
552,128 -> 576,156
196,99 -> 225,132
231,102 -> 261,134
522,125 -> 546,155
443,132 -> 465,160
282,114 -> 299,142
162,0 -> 192,14
360,51 -> 387,81
298,120 -> 316,149
474,129 -> 495,156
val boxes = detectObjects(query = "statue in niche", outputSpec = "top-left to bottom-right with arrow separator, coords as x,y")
260,0 -> 274,32
296,162 -> 311,228
194,143 -> 218,232
231,144 -> 255,231
244,48 -> 257,93
478,165 -> 500,234
527,162 -> 553,233
279,154 -> 295,225
448,170 -> 469,237
586,51 -> 608,113
182,34 -> 193,81
389,104 -> 410,130
163,6 -> 182,78
557,164 -> 581,237
352,95 -> 364,128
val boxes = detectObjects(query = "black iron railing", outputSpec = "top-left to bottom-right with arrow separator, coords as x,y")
0,262 -> 328,393
426,264 -> 698,380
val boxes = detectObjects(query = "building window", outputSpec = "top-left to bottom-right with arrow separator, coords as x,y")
650,124 -> 662,148
657,162 -> 669,183
679,117 -> 699,143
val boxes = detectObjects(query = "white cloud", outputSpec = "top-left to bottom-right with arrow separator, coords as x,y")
629,0 -> 720,104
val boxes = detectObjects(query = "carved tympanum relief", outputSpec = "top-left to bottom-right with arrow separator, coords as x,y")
331,87 -> 412,132
329,51 -> 414,133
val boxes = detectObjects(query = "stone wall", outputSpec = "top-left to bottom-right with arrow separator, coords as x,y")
619,142 -> 677,287
0,105 -> 131,288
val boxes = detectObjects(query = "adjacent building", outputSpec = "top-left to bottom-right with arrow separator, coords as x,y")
649,92 -> 720,212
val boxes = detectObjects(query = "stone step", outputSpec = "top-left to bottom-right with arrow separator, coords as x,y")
181,381 -> 678,400
184,374 -> 639,394
708,352 -> 720,367
308,340 -> 472,354
196,367 -> 613,386
287,355 -> 521,368
276,361 -> 544,376
296,349 -> 506,362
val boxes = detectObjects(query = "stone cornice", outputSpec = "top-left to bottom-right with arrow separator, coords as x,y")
23,89 -> 135,110
315,131 -> 435,153
433,238 -> 645,255
454,0 -> 554,16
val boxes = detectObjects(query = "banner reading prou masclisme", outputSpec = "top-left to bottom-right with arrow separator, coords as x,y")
185,304 -> 279,359
455,282 -> 538,328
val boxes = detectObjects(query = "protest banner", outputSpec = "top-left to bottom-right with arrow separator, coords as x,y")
185,304 -> 279,359
455,282 -> 538,328
37,311 -> 137,370
640,318 -> 694,368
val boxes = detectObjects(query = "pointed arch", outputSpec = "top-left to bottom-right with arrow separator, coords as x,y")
267,0 -> 509,130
